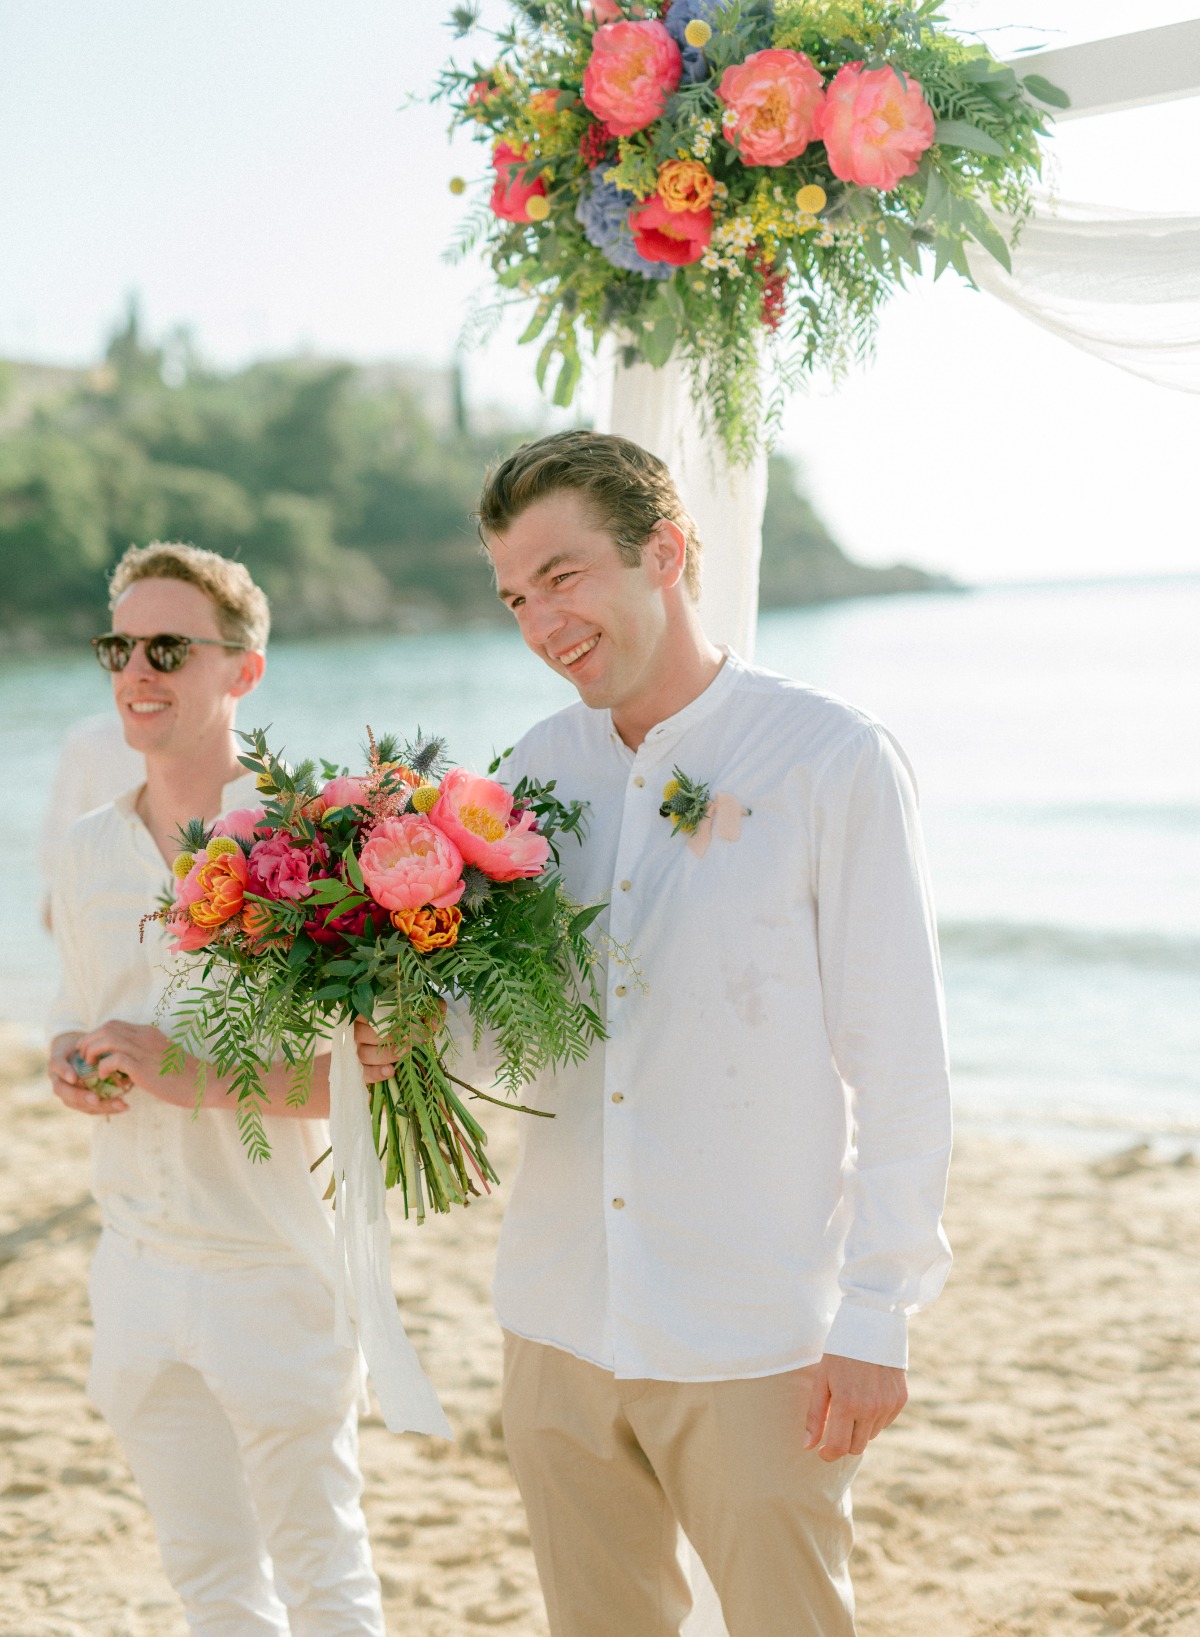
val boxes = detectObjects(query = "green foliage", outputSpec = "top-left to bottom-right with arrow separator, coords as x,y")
0,308 -> 530,641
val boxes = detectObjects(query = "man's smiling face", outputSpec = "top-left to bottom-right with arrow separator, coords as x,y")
109,577 -> 256,757
489,488 -> 673,715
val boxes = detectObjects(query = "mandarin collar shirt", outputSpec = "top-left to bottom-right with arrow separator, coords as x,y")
48,778 -> 337,1282
492,652 -> 953,1379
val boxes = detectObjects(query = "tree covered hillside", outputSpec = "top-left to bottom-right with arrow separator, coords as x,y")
0,312 -> 948,647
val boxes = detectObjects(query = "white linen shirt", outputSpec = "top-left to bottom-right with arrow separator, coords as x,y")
492,652 -> 953,1379
48,777 -> 337,1284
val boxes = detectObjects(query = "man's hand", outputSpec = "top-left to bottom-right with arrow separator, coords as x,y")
353,1003 -> 447,1088
804,1353 -> 908,1462
74,1021 -> 207,1110
49,1030 -> 130,1116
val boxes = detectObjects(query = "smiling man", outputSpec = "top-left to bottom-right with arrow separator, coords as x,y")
357,430 -> 954,1637
48,543 -> 386,1637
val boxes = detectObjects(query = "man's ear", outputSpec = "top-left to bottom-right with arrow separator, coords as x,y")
231,650 -> 266,699
646,519 -> 688,589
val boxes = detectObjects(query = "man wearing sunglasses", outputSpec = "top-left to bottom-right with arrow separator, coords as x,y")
47,542 -> 386,1636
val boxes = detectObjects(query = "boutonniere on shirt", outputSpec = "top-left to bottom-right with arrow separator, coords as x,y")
660,767 -> 750,858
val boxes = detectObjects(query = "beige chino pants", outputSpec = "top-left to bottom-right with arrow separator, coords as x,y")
502,1332 -> 861,1637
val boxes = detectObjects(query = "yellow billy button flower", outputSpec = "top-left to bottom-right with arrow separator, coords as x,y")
172,851 -> 196,880
449,176 -> 467,196
795,183 -> 827,215
205,836 -> 241,861
525,194 -> 551,222
684,18 -> 712,47
661,778 -> 681,802
410,784 -> 441,815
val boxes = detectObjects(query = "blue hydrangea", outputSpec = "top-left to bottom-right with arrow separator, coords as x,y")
575,167 -> 670,280
663,0 -> 729,83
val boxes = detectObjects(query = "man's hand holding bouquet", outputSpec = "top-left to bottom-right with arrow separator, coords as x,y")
153,726 -> 606,1222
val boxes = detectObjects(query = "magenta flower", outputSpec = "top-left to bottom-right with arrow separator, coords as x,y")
247,832 -> 326,903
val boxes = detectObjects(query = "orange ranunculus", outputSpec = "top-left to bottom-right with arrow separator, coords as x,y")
390,905 -> 463,954
189,850 -> 248,929
657,158 -> 715,213
241,896 -> 287,947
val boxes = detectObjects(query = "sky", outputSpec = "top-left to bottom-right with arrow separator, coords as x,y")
2,0 -> 1199,583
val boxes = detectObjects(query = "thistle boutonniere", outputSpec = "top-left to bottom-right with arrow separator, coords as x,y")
659,767 -> 712,836
660,767 -> 751,856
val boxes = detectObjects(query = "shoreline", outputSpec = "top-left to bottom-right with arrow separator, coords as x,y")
2,1032 -> 1197,1634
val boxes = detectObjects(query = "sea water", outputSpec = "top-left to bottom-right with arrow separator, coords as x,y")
2,577 -> 1196,1147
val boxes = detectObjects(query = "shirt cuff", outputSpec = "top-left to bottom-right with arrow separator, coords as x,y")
823,1302 -> 909,1370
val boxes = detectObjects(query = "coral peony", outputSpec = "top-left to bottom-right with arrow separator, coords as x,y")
211,807 -> 266,842
657,158 -> 715,212
583,0 -> 623,21
247,832 -> 325,903
817,62 -> 935,191
582,21 -> 682,137
628,193 -> 713,265
430,768 -> 551,882
391,905 -> 463,954
490,142 -> 548,223
718,48 -> 824,167
359,815 -> 465,912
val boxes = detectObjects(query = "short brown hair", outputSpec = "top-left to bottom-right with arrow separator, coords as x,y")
109,542 -> 270,650
477,430 -> 702,599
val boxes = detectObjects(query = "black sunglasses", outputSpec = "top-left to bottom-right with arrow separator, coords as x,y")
92,632 -> 245,674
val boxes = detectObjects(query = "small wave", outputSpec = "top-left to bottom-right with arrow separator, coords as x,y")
939,919 -> 1200,972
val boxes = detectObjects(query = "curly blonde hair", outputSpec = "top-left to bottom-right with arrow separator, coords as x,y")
109,542 -> 270,650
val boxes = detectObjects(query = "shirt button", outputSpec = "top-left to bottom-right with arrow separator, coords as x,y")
611,1092 -> 624,1103
614,984 -> 627,998
620,879 -> 632,892
612,1197 -> 625,1210
633,775 -> 645,788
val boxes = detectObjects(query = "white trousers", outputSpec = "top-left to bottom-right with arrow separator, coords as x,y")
87,1230 -> 386,1637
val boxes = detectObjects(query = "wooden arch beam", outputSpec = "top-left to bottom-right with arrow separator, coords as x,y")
1010,19 -> 1200,120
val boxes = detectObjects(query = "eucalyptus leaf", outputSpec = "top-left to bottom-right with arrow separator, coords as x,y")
1022,73 -> 1071,109
934,119 -> 1006,158
639,315 -> 678,369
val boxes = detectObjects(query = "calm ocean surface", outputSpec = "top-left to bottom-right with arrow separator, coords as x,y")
3,578 -> 1197,1148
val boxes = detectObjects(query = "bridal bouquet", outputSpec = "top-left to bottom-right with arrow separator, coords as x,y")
439,0 -> 1066,456
155,728 -> 605,1220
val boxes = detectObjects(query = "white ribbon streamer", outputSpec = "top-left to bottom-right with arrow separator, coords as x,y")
328,1024 -> 451,1438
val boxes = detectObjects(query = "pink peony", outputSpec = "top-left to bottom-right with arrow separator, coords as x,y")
718,49 -> 825,167
817,62 -> 935,191
211,807 -> 266,842
582,21 -> 682,137
490,142 -> 548,223
319,775 -> 370,813
359,815 -> 465,912
247,832 -> 326,902
429,769 -> 551,883
583,0 -> 623,21
628,194 -> 712,265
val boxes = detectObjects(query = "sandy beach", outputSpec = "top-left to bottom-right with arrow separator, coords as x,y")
1,1024 -> 1196,1637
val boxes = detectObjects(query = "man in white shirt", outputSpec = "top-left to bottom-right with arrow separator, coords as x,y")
49,543 -> 385,1637
362,430 -> 953,1637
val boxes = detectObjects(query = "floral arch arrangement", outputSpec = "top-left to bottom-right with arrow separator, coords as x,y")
439,0 -> 1067,457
